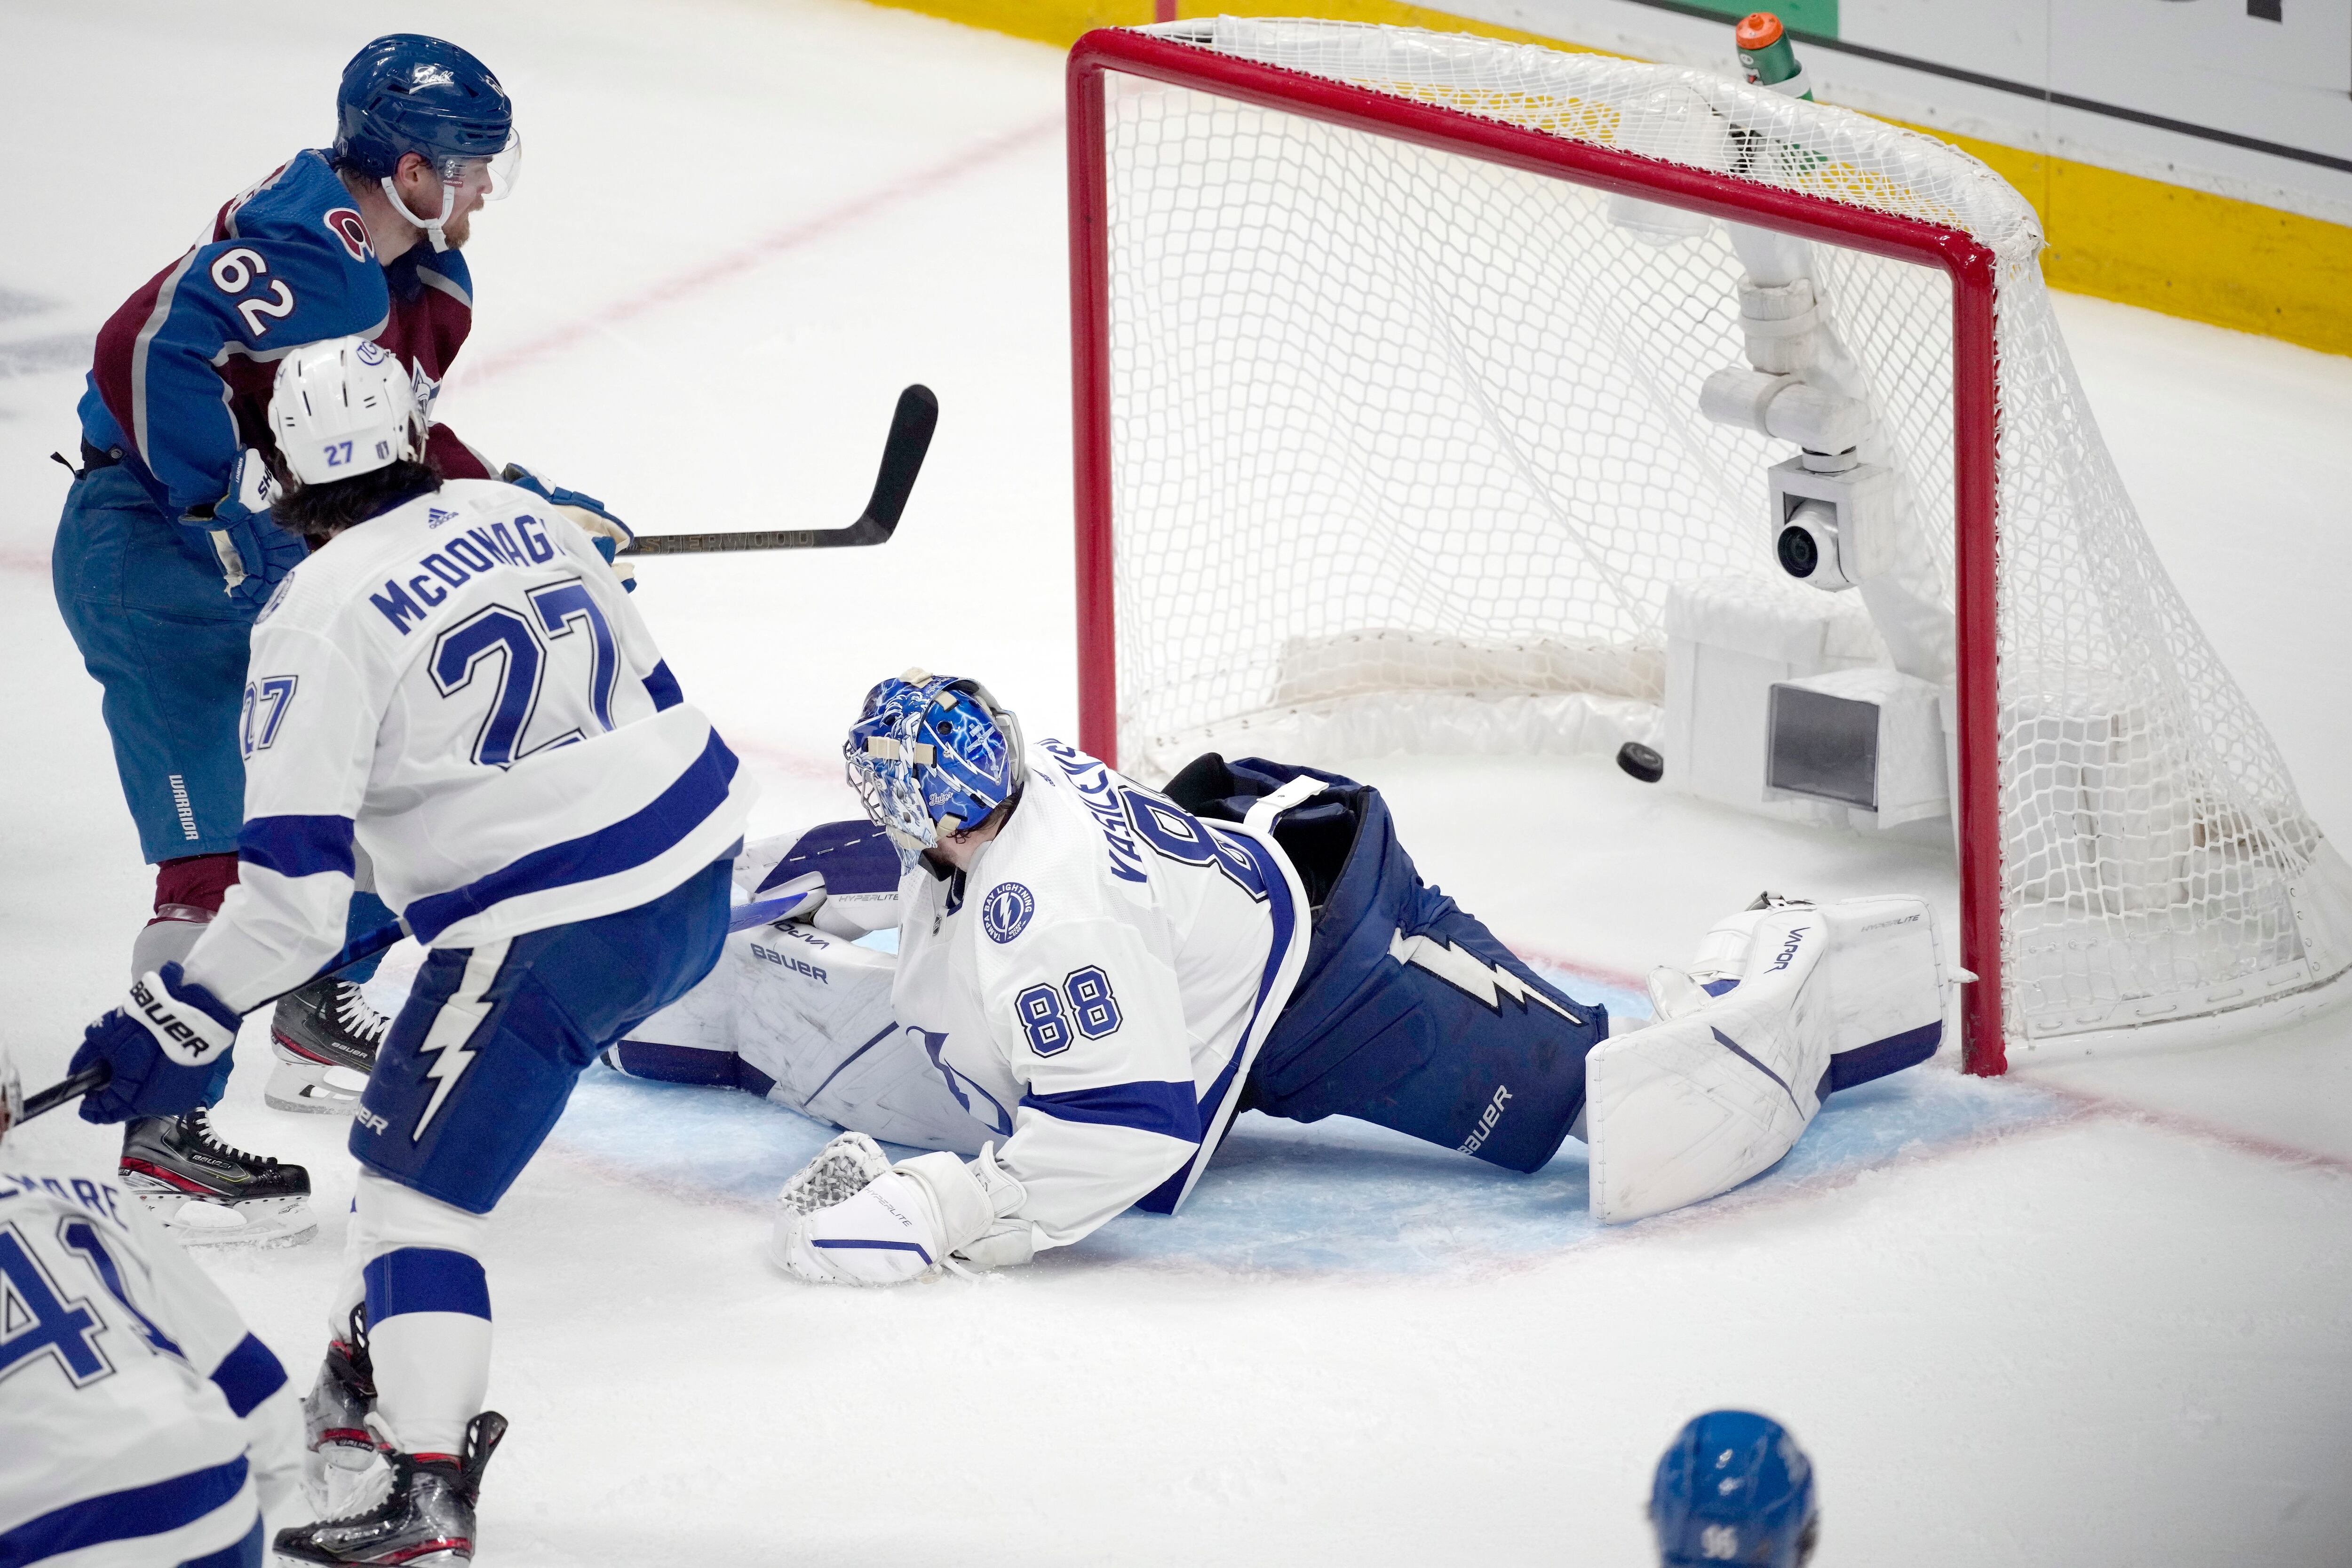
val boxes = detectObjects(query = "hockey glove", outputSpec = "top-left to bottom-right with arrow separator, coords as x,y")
182,448 -> 306,611
771,1169 -> 951,1287
777,1131 -> 893,1217
71,964 -> 240,1123
501,462 -> 636,591
771,1145 -> 1033,1285
750,820 -> 903,939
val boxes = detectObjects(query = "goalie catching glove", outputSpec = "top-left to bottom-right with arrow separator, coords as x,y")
770,1134 -> 1035,1286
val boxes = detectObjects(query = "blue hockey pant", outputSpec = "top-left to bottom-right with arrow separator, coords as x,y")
53,464 -> 252,863
350,858 -> 734,1213
1210,758 -> 1607,1174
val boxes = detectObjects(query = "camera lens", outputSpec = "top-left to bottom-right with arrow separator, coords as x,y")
1777,523 -> 1819,578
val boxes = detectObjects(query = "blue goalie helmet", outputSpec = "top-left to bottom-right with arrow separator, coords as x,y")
1651,1411 -> 1819,1568
335,35 -> 520,219
845,670 -> 1026,868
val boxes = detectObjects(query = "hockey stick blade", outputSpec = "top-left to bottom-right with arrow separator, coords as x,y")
622,384 -> 938,556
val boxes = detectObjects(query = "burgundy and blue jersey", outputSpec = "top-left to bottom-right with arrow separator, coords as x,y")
79,149 -> 493,519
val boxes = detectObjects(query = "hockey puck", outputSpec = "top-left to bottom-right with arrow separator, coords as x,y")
1616,741 -> 1664,783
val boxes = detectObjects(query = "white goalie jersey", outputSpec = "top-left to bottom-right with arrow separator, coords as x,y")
631,740 -> 1311,1250
887,740 -> 1310,1250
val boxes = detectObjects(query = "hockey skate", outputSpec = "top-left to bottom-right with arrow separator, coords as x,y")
274,1410 -> 507,1566
304,1307 -> 387,1517
269,975 -> 389,1114
119,1108 -> 316,1246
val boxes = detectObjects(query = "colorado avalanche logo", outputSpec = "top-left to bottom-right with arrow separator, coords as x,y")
353,339 -> 390,366
324,207 -> 373,263
981,882 -> 1034,944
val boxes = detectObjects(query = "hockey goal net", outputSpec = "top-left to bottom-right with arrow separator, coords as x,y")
1067,19 -> 2352,1071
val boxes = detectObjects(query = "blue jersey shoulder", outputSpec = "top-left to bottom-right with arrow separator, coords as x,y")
222,151 -> 380,270
199,151 -> 391,342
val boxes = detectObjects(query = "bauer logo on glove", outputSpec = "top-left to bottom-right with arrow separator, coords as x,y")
129,974 -> 231,1060
71,964 -> 242,1124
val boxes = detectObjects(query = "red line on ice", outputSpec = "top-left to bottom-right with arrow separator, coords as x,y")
2025,1079 -> 2352,1178
1507,941 -> 1649,997
458,115 -> 1060,389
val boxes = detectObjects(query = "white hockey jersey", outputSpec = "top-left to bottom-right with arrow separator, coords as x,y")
182,479 -> 755,1012
891,740 -> 1310,1251
0,1163 -> 300,1562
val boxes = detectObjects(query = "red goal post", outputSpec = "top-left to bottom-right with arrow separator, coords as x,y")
1065,24 -> 2013,1074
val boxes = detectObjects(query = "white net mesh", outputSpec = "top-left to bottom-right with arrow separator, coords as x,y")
1092,18 -> 2352,1046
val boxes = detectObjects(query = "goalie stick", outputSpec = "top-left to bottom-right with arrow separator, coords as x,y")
620,383 -> 938,556
18,917 -> 413,1126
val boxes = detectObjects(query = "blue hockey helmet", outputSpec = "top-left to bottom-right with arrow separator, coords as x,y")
845,671 -> 1025,868
335,35 -> 519,247
1650,1411 -> 1819,1568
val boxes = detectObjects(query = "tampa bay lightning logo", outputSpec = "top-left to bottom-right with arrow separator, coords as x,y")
981,882 -> 1034,944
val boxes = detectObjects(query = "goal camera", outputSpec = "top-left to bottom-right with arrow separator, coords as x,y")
1765,456 -> 1899,594
1775,500 -> 1853,590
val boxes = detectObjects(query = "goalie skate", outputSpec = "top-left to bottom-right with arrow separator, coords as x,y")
119,1108 -> 316,1247
778,1131 -> 892,1216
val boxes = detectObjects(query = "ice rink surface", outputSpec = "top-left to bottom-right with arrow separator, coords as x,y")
5,0 -> 2352,1561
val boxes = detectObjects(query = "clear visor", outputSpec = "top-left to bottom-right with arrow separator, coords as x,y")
434,129 -> 522,203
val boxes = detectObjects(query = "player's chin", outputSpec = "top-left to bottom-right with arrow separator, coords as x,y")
442,213 -> 475,248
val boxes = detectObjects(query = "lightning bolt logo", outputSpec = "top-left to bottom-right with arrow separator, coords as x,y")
413,1032 -> 476,1141
1390,931 -> 1584,1026
407,942 -> 508,1143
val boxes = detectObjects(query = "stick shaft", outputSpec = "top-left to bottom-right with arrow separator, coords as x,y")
24,1066 -> 109,1122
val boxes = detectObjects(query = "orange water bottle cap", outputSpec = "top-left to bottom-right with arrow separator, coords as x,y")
1736,12 -> 1784,49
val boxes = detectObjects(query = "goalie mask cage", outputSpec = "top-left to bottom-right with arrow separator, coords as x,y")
1066,19 -> 2352,1073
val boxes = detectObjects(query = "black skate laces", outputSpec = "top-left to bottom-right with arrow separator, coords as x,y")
183,1107 -> 280,1168
334,981 -> 392,1045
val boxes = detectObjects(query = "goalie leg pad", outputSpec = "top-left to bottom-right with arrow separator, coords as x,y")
1588,896 -> 1947,1223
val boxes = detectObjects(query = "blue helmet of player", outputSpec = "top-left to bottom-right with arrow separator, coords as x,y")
335,35 -> 520,249
1650,1410 -> 1819,1568
845,671 -> 1026,869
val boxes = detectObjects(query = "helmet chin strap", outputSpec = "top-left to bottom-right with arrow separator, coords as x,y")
379,175 -> 457,253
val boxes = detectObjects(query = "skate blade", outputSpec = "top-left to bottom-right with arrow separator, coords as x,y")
266,1059 -> 366,1116
133,1190 -> 318,1248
